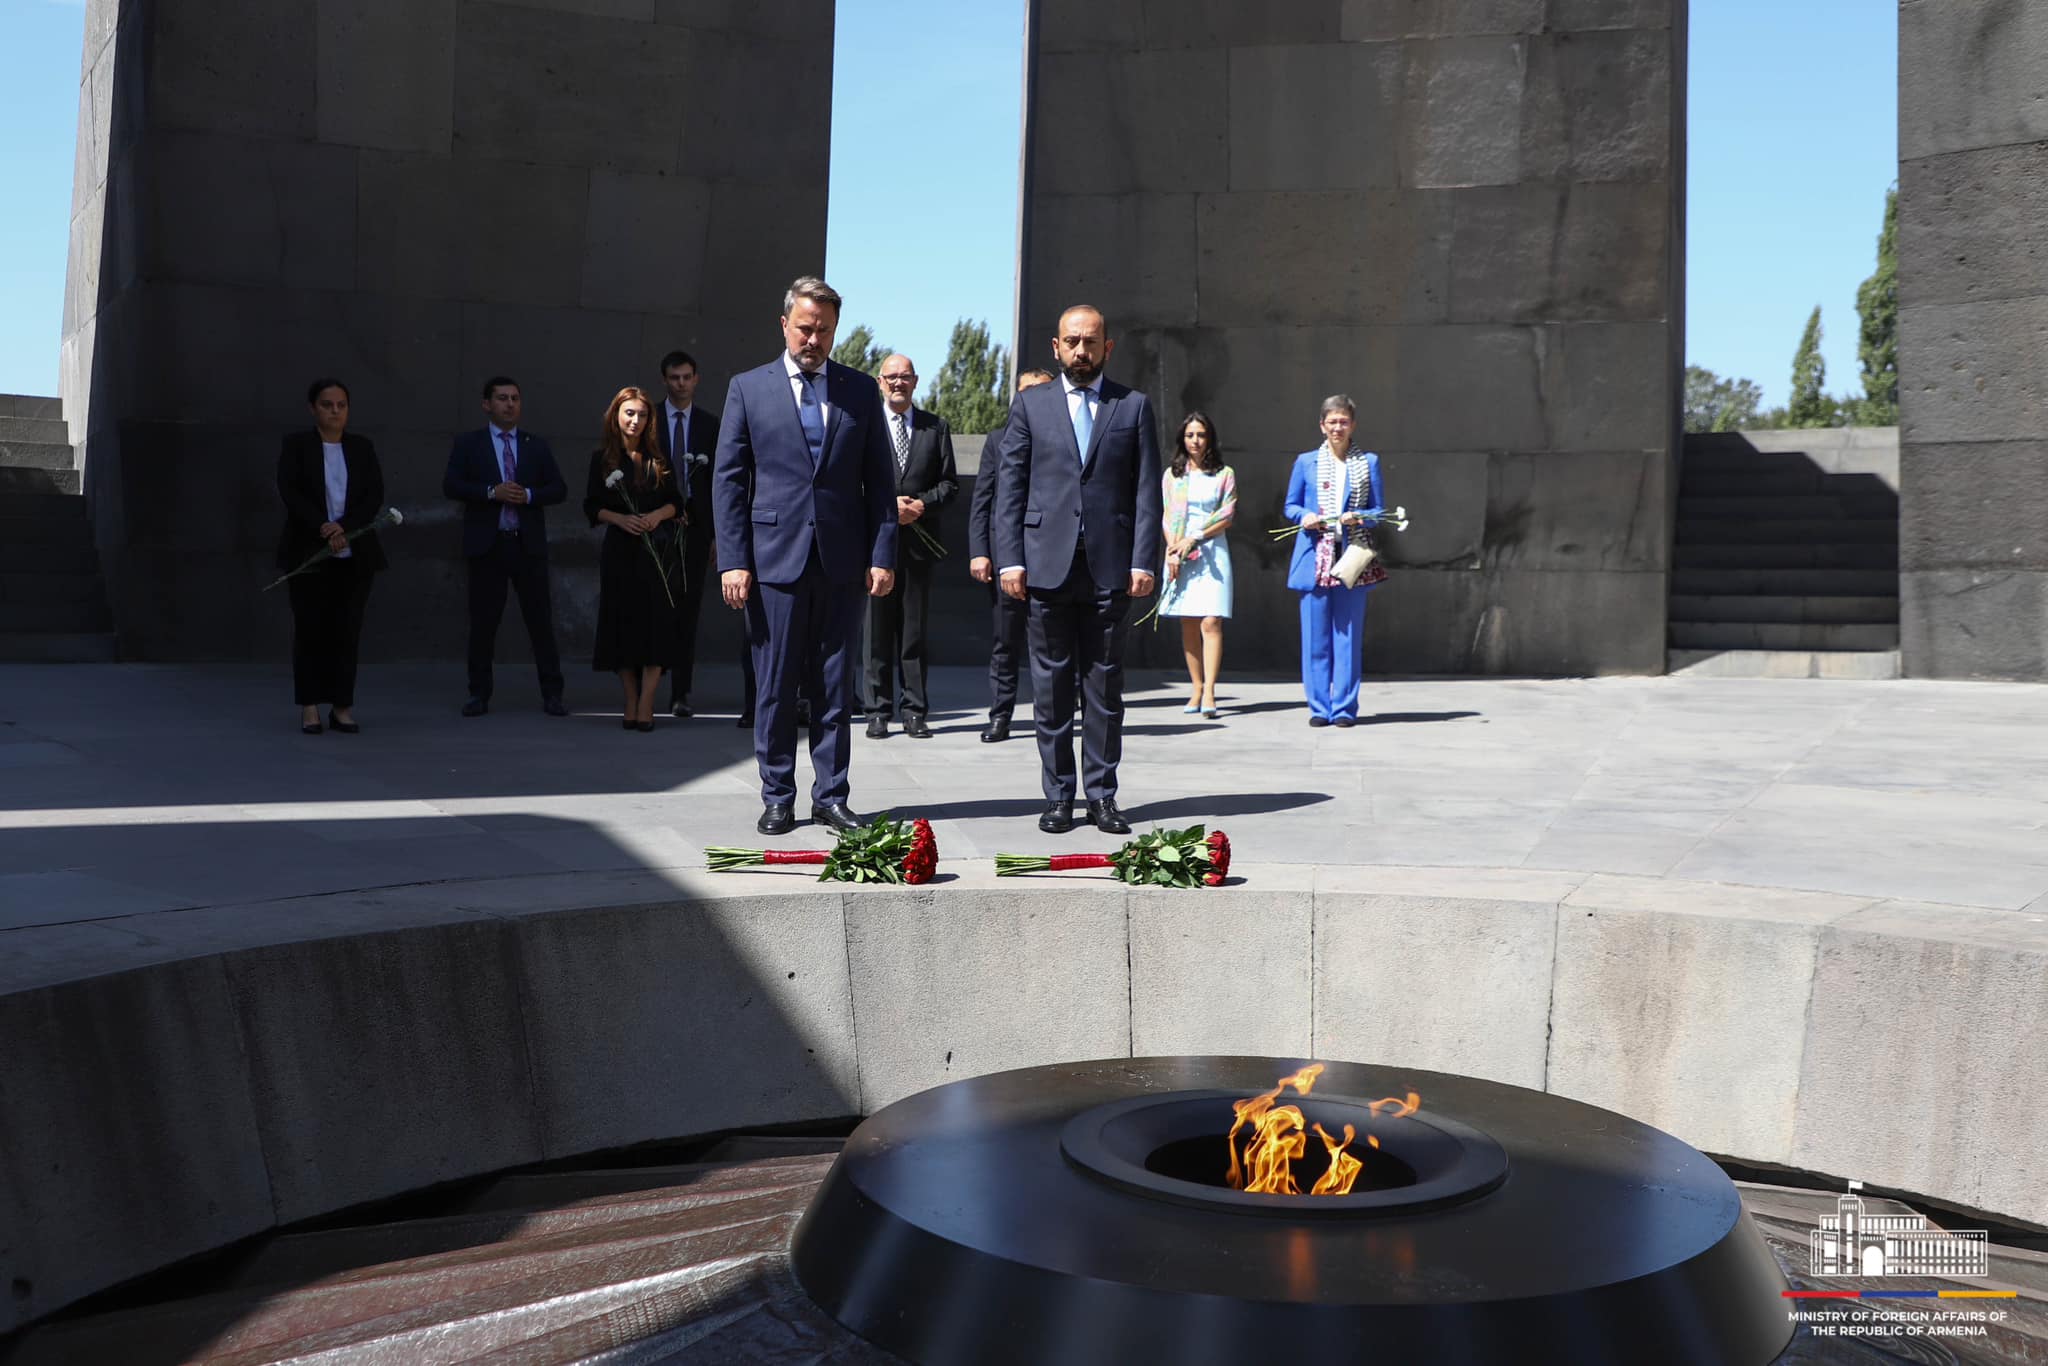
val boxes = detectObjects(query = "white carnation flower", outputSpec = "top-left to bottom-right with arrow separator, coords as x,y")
605,469 -> 625,488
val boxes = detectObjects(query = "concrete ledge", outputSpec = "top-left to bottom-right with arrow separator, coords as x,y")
4,861 -> 2045,1330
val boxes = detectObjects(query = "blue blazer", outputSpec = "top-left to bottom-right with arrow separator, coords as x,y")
442,428 -> 568,559
712,357 -> 897,585
991,377 -> 1164,589
1284,449 -> 1382,592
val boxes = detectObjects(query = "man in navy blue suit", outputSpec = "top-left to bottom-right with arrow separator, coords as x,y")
994,306 -> 1162,835
442,376 -> 569,717
713,277 -> 898,836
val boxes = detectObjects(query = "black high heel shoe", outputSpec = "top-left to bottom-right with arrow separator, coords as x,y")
636,720 -> 655,732
327,711 -> 359,734
622,717 -> 637,731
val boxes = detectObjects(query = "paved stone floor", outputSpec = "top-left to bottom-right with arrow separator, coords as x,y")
3,660 -> 2046,936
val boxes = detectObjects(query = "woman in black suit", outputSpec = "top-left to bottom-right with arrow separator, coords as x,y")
277,378 -> 388,734
584,386 -> 685,731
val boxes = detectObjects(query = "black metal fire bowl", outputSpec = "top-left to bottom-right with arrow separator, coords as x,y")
792,1057 -> 1794,1366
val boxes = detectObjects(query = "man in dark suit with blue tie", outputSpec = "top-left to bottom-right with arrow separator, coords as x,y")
714,277 -> 898,836
654,349 -> 719,719
994,306 -> 1162,835
442,376 -> 569,717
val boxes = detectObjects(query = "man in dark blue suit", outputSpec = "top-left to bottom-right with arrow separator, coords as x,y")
713,277 -> 898,836
968,368 -> 1054,742
442,376 -> 569,717
994,306 -> 1162,835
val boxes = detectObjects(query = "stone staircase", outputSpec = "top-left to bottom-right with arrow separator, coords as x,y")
0,394 -> 116,662
1667,431 -> 1901,679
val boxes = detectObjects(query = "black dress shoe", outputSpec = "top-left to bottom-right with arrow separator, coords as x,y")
1088,798 -> 1132,835
811,801 -> 863,832
757,804 -> 796,835
327,712 -> 359,735
1333,716 -> 1355,728
904,715 -> 931,739
1308,716 -> 1330,728
542,696 -> 569,717
461,696 -> 488,717
1039,800 -> 1075,834
866,715 -> 889,739
670,700 -> 693,718
736,711 -> 754,728
981,716 -> 1010,743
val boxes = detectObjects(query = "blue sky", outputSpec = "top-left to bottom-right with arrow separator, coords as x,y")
0,1 -> 1893,411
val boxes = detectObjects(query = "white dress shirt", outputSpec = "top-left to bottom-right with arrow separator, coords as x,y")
321,440 -> 351,559
998,376 -> 1141,578
783,351 -> 833,426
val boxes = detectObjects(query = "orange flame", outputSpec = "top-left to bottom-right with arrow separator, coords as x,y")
1226,1068 -> 1421,1197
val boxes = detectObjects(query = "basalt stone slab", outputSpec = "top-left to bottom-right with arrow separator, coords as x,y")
510,895 -> 858,1158
581,170 -> 713,315
1405,36 -> 1529,189
1518,28 -> 1674,184
1539,321 -> 1672,452
1032,193 -> 1198,330
655,0 -> 833,38
356,152 -> 589,310
456,301 -> 647,448
1036,0 -> 1143,53
1139,0 -> 1341,48
142,132 -> 358,292
1467,566 -> 1665,674
1898,141 -> 2048,309
1546,0 -> 1670,31
1900,298 -> 2048,445
0,958 -> 271,1333
685,29 -> 833,188
1225,42 -> 1405,192
1484,449 -> 1667,572
700,181 -> 828,325
1195,190 -> 1450,327
261,295 -> 467,435
1032,49 -> 1230,195
1794,902 -> 2048,1227
316,0 -> 454,153
1901,441 -> 2048,573
1903,568 -> 2048,680
1129,885 -> 1312,1058
1375,449 -> 1488,568
1341,0 -> 1545,41
1392,325 -> 1548,451
1900,0 -> 2048,162
148,0 -> 316,139
223,917 -> 543,1224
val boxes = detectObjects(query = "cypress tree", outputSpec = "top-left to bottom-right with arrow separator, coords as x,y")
1787,306 -> 1829,428
1855,187 -> 1899,425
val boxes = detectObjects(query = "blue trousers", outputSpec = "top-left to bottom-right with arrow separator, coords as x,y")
746,557 -> 861,807
1299,585 -> 1369,720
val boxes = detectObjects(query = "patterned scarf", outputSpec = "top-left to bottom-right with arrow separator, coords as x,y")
1313,444 -> 1370,588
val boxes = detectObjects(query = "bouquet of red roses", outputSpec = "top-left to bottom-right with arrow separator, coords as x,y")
706,817 -> 938,884
995,825 -> 1230,888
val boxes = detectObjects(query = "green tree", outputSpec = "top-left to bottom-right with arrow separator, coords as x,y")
831,324 -> 888,375
922,318 -> 1012,434
1786,306 -> 1831,428
1682,365 -> 1765,433
1854,186 -> 1899,425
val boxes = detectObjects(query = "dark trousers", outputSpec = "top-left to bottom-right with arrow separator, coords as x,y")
466,533 -> 564,701
289,558 -> 372,707
1026,547 -> 1129,803
864,555 -> 932,718
746,555 -> 861,806
985,580 -> 1028,721
668,528 -> 713,706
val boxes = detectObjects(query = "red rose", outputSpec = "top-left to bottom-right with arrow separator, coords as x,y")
1204,830 -> 1232,886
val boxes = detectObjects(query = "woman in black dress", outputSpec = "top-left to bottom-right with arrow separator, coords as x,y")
585,386 -> 685,731
277,378 -> 387,734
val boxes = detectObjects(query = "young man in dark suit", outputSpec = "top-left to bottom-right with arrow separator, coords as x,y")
863,353 -> 957,740
713,277 -> 898,836
968,368 -> 1053,742
442,376 -> 569,717
993,306 -> 1163,835
654,350 -> 720,719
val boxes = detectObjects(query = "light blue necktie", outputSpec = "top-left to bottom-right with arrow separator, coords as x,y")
1071,386 -> 1094,465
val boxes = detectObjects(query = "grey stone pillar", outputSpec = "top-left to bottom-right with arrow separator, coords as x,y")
1019,0 -> 1685,677
62,0 -> 832,663
1898,0 -> 2048,679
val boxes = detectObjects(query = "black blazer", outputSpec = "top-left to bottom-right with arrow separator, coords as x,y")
442,427 -> 568,559
653,401 -> 720,549
891,406 -> 958,563
276,431 -> 388,573
992,377 -> 1163,588
967,411 -> 1014,562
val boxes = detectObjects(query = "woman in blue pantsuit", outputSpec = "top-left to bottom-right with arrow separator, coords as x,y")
1284,394 -> 1385,728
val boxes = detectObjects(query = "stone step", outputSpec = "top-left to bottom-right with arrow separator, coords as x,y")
1676,518 -> 1898,545
1678,468 -> 1893,498
0,600 -> 111,633
0,439 -> 73,470
0,490 -> 88,519
1675,494 -> 1899,521
1671,567 -> 1898,597
1669,594 -> 1899,625
0,515 -> 95,548
0,466 -> 82,495
0,415 -> 69,445
0,393 -> 61,421
1667,648 -> 1902,680
1673,542 -> 1898,570
0,571 -> 104,604
0,632 -> 117,662
1668,621 -> 1901,652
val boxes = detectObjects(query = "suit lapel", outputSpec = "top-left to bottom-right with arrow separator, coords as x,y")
1044,384 -> 1084,469
821,366 -> 850,467
1081,384 -> 1117,473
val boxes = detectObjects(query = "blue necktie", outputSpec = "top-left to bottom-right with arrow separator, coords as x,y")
1071,387 -> 1094,465
498,432 -> 519,530
798,371 -> 825,465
